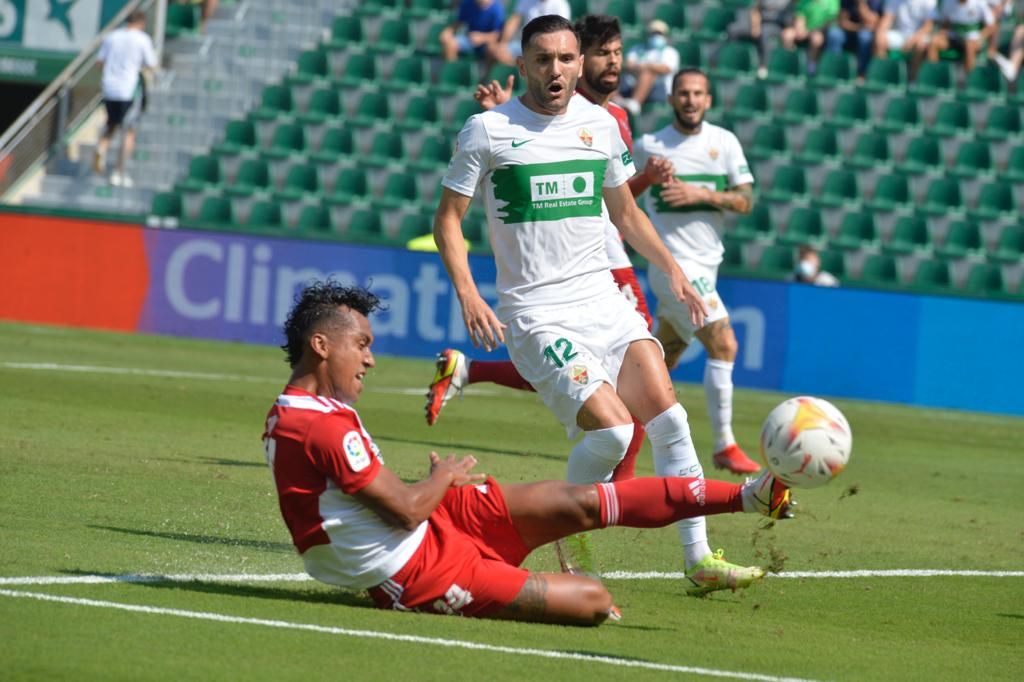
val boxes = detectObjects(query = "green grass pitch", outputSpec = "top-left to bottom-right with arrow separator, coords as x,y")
0,321 -> 1021,681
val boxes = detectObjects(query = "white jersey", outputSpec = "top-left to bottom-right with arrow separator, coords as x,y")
633,122 -> 754,268
98,27 -> 157,101
884,0 -> 937,36
444,95 -> 635,320
934,0 -> 994,34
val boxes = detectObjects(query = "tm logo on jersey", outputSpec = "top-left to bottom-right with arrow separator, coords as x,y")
493,159 -> 606,224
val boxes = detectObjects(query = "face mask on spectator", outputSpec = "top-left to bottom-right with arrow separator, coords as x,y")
797,259 -> 818,279
648,34 -> 667,49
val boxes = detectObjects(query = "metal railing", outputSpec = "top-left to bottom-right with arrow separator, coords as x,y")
0,0 -> 164,200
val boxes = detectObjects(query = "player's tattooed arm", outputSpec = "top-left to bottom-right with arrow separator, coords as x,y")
706,183 -> 754,214
496,575 -> 549,620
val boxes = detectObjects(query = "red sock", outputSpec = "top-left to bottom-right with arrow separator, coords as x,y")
467,360 -> 535,392
611,418 -> 644,481
596,478 -> 743,528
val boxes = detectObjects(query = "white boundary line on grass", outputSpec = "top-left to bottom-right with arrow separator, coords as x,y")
1,569 -> 1022,587
0,588 -> 820,682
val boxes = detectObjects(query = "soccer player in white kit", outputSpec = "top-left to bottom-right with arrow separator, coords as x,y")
433,15 -> 767,595
632,68 -> 763,477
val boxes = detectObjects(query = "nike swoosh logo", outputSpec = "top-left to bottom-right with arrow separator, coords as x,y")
511,139 -> 534,148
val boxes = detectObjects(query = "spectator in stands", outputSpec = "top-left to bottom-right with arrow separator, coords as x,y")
618,19 -> 680,115
172,0 -> 218,30
925,0 -> 995,73
991,1 -> 1024,83
732,1 -> 797,79
791,245 -> 840,286
440,0 -> 506,65
488,0 -> 572,66
874,0 -> 936,80
92,10 -> 157,188
782,0 -> 841,74
984,0 -> 1013,59
826,0 -> 885,77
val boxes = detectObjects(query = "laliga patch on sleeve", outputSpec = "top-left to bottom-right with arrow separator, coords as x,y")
621,150 -> 633,166
343,431 -> 371,471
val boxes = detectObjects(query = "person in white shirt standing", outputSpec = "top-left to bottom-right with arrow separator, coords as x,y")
93,10 -> 157,187
632,68 -> 763,477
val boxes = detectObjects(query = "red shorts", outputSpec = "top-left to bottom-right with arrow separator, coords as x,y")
611,266 -> 653,330
367,477 -> 530,617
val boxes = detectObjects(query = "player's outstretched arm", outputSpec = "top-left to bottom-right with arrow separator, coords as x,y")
603,183 -> 707,328
354,453 -> 485,530
434,187 -> 506,351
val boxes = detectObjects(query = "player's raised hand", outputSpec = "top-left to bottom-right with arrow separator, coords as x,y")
429,451 -> 486,487
669,266 -> 708,329
643,156 -> 675,184
474,74 -> 514,111
460,291 -> 506,352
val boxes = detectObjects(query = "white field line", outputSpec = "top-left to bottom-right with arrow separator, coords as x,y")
2,569 -> 1022,587
0,588 -> 822,682
0,362 -> 499,397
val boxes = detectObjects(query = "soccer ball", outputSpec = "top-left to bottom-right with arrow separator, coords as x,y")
759,397 -> 852,489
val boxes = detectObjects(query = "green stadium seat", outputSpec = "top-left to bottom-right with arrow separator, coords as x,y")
445,99 -> 483,136
758,244 -> 795,275
831,211 -> 877,250
812,51 -> 856,89
398,95 -> 441,131
351,91 -> 392,128
935,220 -> 983,258
909,61 -> 955,98
150,192 -> 183,220
329,16 -> 364,48
761,164 -> 807,202
721,233 -> 746,268
779,206 -> 826,245
293,49 -> 330,85
310,125 -> 355,163
863,56 -> 907,93
396,209 -> 434,244
949,140 -> 994,179
866,172 -> 912,212
484,63 -> 523,93
846,131 -> 892,169
764,48 -> 804,84
297,203 -> 333,234
415,18 -> 449,55
212,119 -> 257,155
653,2 -> 688,37
969,181 -> 1018,222
819,248 -> 847,280
979,104 -> 1022,142
337,52 -> 379,88
776,89 -> 821,125
165,3 -> 200,39
252,84 -> 294,121
962,63 -> 1006,102
813,168 -> 860,208
330,168 -> 370,203
411,134 -> 452,171
248,200 -> 284,229
964,262 -> 1007,295
895,135 -> 942,175
730,202 -> 774,241
918,177 -> 964,216
911,259 -> 952,291
198,196 -> 234,227
376,18 -> 414,51
794,127 -> 840,166
676,41 -> 704,69
378,172 -> 420,208
570,0 -> 590,20
826,90 -> 871,130
224,158 -> 272,197
263,122 -> 307,159
387,55 -> 429,91
725,82 -> 771,124
366,130 -> 406,167
408,0 -> 452,18
1006,146 -> 1024,183
878,96 -> 922,133
859,253 -> 899,285
277,164 -> 321,201
931,100 -> 972,138
436,60 -> 476,96
178,155 -> 221,192
694,6 -> 735,41
347,208 -> 384,241
299,88 -> 342,124
711,42 -> 757,81
884,214 -> 931,254
991,225 -> 1024,263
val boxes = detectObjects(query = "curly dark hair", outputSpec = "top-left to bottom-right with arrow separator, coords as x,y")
280,280 -> 383,368
575,14 -> 620,53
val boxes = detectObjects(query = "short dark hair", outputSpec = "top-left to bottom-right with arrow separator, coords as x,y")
521,14 -> 578,53
281,280 -> 383,368
575,14 -> 621,52
127,9 -> 146,24
671,67 -> 710,92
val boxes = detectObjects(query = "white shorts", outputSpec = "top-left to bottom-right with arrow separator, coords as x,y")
648,259 -> 729,344
886,29 -> 909,51
505,293 -> 659,437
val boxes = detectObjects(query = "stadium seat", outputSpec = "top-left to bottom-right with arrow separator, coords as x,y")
725,82 -> 771,124
931,100 -> 972,138
297,203 -> 333,234
883,214 -> 931,254
846,131 -> 892,169
407,0 -> 451,19
694,6 -> 735,41
376,18 -> 414,51
350,91 -> 392,128
794,127 -> 840,166
863,56 -> 907,93
979,104 -> 1022,142
150,192 -> 183,220
1006,146 -> 1024,183
877,96 -> 922,133
676,41 -> 704,69
277,164 -> 321,201
935,220 -> 983,258
165,3 -> 200,39
248,200 -> 284,229
330,168 -> 370,203
329,16 -> 364,48
962,63 -> 1006,102
395,209 -> 434,244
911,258 -> 952,291
377,172 -> 421,209
711,42 -> 757,81
812,51 -> 856,89
721,233 -> 746,269
299,88 -> 342,124
866,172 -> 912,212
444,99 -> 483,136
366,131 -> 406,167
758,244 -> 796,275
337,51 -> 379,88
918,177 -> 964,216
310,125 -> 355,163
252,84 -> 294,122
909,61 -> 955,98
776,89 -> 821,125
813,168 -> 860,208
197,196 -> 234,228
730,202 -> 774,241
397,96 -> 441,134
779,206 -> 825,245
764,48 -> 804,84
177,155 -> 221,192
969,181 -> 1018,222
410,134 -> 452,171
859,253 -> 900,285
964,262 -> 1007,295
831,210 -> 877,250
819,248 -> 847,279
991,225 -> 1024,264
746,122 -> 790,168
895,135 -> 942,175
436,60 -> 476,96
293,49 -> 330,85
346,208 -> 384,240
212,119 -> 257,156
760,164 -> 807,203
387,55 -> 429,91
263,123 -> 307,159
653,3 -> 688,38
224,158 -> 272,197
949,140 -> 994,179
827,90 -> 871,130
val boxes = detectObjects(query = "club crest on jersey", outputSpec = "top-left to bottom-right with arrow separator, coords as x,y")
708,147 -> 719,161
570,365 -> 589,385
707,295 -> 720,310
343,431 -> 371,471
578,127 -> 593,147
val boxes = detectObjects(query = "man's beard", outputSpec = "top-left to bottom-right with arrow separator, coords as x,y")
584,69 -> 618,96
674,108 -> 704,133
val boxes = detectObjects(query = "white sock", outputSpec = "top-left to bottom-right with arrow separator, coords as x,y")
704,359 -> 736,453
645,403 -> 712,568
566,423 -> 634,484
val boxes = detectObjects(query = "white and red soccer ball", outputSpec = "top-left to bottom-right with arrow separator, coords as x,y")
760,397 -> 852,489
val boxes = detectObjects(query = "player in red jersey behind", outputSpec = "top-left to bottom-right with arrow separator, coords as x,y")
263,281 -> 792,624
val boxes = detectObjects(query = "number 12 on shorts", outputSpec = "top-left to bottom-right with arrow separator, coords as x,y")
543,337 -> 579,368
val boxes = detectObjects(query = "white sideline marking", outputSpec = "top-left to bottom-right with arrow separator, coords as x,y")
2,568 -> 1022,587
0,362 -> 500,397
0,588 -> 821,682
